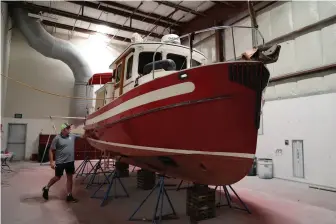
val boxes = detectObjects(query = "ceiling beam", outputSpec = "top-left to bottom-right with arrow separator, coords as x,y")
98,1 -> 183,27
68,1 -> 180,30
7,1 -> 162,38
154,1 -> 206,17
211,1 -> 236,8
42,20 -> 131,43
178,1 -> 247,34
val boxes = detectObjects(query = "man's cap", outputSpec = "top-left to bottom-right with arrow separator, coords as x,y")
60,123 -> 71,131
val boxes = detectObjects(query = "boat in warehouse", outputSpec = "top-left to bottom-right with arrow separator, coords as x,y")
83,26 -> 281,186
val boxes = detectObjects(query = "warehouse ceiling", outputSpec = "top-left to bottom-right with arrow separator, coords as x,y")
7,1 -> 271,44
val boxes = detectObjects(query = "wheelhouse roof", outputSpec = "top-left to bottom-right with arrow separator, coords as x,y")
109,41 -> 206,69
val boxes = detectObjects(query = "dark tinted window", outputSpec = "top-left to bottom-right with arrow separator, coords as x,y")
115,64 -> 122,83
138,52 -> 162,75
191,59 -> 201,67
126,55 -> 134,80
167,53 -> 187,70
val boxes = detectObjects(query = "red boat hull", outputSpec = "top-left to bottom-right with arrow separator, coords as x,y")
84,62 -> 269,185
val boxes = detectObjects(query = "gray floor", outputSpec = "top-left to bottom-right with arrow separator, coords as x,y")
2,161 -> 336,224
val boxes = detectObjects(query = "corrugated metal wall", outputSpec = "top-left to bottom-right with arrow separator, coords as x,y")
255,1 -> 336,100
191,1 -> 336,100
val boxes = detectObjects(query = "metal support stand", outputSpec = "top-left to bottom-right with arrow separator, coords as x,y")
176,180 -> 191,191
91,158 -> 129,207
82,157 -> 110,188
1,157 -> 12,172
75,155 -> 94,178
129,175 -> 179,223
215,185 -> 251,214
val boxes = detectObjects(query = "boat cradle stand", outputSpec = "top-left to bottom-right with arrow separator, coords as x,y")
81,156 -> 111,189
91,156 -> 129,207
129,175 -> 179,224
215,185 -> 251,214
176,180 -> 192,191
75,154 -> 94,178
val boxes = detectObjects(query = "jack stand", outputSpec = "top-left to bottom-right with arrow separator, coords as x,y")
91,161 -> 129,207
215,185 -> 251,214
1,157 -> 12,173
82,157 -> 110,188
176,180 -> 191,191
129,175 -> 179,223
157,175 -> 177,188
75,156 -> 94,178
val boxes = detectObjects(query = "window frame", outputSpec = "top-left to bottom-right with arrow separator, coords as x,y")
166,53 -> 188,70
124,53 -> 134,82
191,59 -> 202,67
137,51 -> 163,76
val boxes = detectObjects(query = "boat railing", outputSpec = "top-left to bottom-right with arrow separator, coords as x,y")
151,25 -> 266,79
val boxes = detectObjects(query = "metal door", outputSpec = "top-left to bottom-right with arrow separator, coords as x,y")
292,140 -> 304,178
7,124 -> 27,161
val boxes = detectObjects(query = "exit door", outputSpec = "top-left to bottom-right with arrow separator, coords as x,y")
7,124 -> 27,161
292,140 -> 304,178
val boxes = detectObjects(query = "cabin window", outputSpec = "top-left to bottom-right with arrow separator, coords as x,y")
191,59 -> 201,67
126,55 -> 134,80
167,53 -> 187,70
138,52 -> 162,75
115,64 -> 122,83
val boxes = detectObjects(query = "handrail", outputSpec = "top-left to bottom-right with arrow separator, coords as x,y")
151,25 -> 265,79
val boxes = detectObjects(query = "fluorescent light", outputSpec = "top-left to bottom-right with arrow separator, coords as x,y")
28,13 -> 58,22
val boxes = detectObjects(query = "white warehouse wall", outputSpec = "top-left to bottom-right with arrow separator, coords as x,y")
257,92 -> 336,189
252,1 -> 336,189
3,28 -> 126,159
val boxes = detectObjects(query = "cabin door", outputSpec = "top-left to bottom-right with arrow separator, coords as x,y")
123,53 -> 135,94
114,62 -> 123,98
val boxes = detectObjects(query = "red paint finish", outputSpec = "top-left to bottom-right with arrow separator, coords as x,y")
87,72 -> 112,85
84,62 -> 268,185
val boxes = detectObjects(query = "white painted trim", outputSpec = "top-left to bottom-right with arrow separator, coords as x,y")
86,82 -> 196,125
88,138 -> 255,159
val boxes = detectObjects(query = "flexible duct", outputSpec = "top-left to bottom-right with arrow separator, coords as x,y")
12,8 -> 93,124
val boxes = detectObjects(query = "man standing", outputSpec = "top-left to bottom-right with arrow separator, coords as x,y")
42,123 -> 81,202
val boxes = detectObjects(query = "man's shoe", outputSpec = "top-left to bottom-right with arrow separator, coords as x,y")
66,194 -> 78,203
42,187 -> 49,200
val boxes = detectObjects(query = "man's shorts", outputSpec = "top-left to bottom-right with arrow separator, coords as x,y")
55,161 -> 75,177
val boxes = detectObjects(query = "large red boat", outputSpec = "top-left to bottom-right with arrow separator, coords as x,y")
84,26 -> 281,185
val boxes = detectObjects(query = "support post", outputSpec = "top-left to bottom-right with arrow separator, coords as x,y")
248,0 -> 259,47
215,20 -> 224,62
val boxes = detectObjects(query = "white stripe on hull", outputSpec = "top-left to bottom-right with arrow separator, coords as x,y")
87,138 -> 255,159
87,82 -> 196,125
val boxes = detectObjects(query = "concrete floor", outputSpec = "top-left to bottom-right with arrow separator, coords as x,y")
2,161 -> 336,224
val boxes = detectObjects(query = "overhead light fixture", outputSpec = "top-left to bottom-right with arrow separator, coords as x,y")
96,24 -> 109,34
28,12 -> 58,22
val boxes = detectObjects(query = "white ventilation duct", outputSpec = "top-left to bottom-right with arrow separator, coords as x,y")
12,8 -> 93,124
